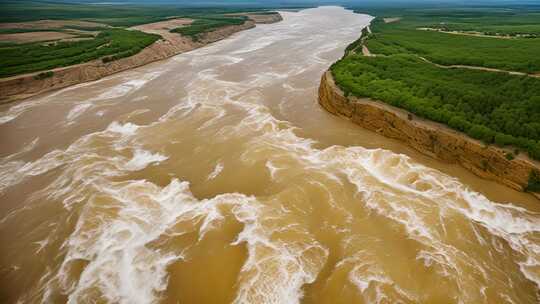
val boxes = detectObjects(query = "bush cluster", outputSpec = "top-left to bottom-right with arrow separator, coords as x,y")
526,170 -> 540,192
33,71 -> 54,80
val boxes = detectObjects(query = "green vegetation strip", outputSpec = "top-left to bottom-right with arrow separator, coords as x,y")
331,54 -> 540,160
366,18 -> 540,74
0,28 -> 160,78
171,16 -> 247,41
0,0 -> 275,27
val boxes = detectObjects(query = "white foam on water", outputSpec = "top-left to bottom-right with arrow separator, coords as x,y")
265,160 -> 281,180
0,120 -> 145,194
197,107 -> 227,130
124,149 -> 168,171
0,98 -> 47,125
58,179 -> 194,304
0,107 -> 327,304
331,147 -> 540,299
0,68 -> 161,128
11,124 -> 236,302
231,201 -> 329,304
333,247 -> 417,304
90,77 -> 152,102
66,103 -> 93,123
34,237 -> 50,254
0,137 -> 39,162
107,121 -> 140,136
231,35 -> 280,54
132,96 -> 149,102
0,150 -> 65,194
207,162 -> 223,180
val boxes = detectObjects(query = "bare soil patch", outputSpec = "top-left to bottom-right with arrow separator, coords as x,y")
0,19 -> 107,30
224,12 -> 282,24
383,18 -> 401,24
0,31 -> 77,43
131,18 -> 193,33
417,27 -> 514,39
131,18 -> 195,45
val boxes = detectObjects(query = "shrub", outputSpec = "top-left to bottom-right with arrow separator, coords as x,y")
468,125 -> 495,143
526,170 -> 540,192
33,71 -> 54,80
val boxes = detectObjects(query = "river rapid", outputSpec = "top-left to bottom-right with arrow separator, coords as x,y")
0,6 -> 539,304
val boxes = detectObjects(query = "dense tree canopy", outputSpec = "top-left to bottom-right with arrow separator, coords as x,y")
366,20 -> 540,74
331,54 -> 540,160
0,29 -> 160,77
333,9 -> 540,162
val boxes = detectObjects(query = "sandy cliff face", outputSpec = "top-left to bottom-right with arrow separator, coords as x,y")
0,14 -> 282,104
319,71 -> 540,192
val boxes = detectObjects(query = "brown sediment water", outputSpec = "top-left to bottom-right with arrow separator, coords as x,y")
0,7 -> 539,304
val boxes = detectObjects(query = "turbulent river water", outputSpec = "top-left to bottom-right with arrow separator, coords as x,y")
1,6 -> 540,304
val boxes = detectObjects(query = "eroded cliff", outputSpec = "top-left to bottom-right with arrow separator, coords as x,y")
319,70 -> 540,193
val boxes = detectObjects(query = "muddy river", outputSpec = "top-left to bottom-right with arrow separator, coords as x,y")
1,6 -> 539,304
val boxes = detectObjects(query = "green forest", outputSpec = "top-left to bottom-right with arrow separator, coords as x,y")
365,18 -> 540,74
0,29 -> 160,77
171,16 -> 248,41
331,54 -> 540,161
333,7 -> 540,165
0,1 -> 279,27
352,6 -> 540,37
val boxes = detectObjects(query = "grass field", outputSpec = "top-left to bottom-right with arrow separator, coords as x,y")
333,7 -> 540,161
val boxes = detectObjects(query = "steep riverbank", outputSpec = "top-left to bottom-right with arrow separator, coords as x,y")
319,70 -> 540,195
0,14 -> 282,104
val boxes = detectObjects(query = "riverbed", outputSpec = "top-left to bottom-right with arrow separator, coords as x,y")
0,6 -> 539,304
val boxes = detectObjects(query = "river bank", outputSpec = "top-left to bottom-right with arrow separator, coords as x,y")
0,13 -> 282,104
319,70 -> 540,196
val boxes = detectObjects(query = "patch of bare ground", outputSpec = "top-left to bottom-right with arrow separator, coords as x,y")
383,17 -> 401,24
226,13 -> 283,24
131,18 -> 193,33
63,29 -> 100,36
361,45 -> 373,57
417,27 -> 515,39
416,55 -> 540,78
0,19 -> 108,30
0,31 -> 77,43
130,18 -> 195,47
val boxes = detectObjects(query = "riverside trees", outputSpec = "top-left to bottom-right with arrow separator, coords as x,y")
331,54 -> 540,160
